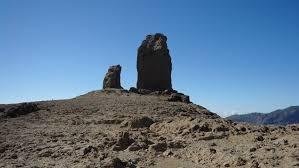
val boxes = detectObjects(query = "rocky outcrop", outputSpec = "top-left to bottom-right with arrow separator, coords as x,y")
167,93 -> 190,103
137,33 -> 172,91
2,103 -> 40,118
129,116 -> 154,128
103,65 -> 122,89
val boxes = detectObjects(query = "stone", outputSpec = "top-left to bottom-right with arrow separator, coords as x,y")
210,148 -> 217,154
163,150 -> 173,156
224,163 -> 230,167
283,139 -> 288,145
149,91 -> 162,95
11,153 -> 18,159
112,132 -> 134,151
0,145 -> 6,153
213,124 -> 229,132
103,65 -> 122,89
239,126 -> 247,132
167,93 -> 190,103
235,157 -> 247,166
128,143 -> 142,151
162,89 -> 177,95
129,87 -> 139,93
5,103 -> 39,118
250,160 -> 260,168
38,150 -> 53,157
137,89 -> 152,95
168,140 -> 185,148
149,142 -> 168,152
260,126 -> 269,133
291,144 -> 297,148
194,122 -> 212,132
129,116 -> 154,128
255,135 -> 264,141
102,157 -> 126,168
249,147 -> 257,152
83,145 -> 98,155
137,33 -> 172,91
209,142 -> 217,147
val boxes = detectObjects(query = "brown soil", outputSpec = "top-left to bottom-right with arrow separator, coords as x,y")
0,89 -> 298,168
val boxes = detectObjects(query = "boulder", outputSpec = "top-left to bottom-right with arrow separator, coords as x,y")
4,103 -> 39,118
137,33 -> 172,91
129,87 -> 139,93
112,132 -> 134,151
103,65 -> 122,89
167,93 -> 190,103
129,116 -> 154,128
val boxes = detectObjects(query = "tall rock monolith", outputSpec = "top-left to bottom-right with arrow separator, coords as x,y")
137,33 -> 172,91
103,65 -> 122,89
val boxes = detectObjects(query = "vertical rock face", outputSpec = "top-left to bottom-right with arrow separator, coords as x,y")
137,33 -> 172,91
103,65 -> 122,89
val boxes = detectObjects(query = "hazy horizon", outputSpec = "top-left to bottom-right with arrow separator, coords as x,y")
1,0 -> 299,117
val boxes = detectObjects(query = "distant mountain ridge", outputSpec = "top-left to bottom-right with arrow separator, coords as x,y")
226,106 -> 299,125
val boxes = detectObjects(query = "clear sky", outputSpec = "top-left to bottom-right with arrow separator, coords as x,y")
1,0 -> 298,117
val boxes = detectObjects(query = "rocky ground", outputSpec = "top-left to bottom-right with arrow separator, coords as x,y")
0,89 -> 298,168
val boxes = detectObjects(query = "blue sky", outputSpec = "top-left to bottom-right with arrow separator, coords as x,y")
0,0 -> 298,117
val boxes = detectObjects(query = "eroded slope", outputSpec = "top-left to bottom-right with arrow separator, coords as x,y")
0,90 -> 298,168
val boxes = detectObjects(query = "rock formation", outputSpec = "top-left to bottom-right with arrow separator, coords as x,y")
103,65 -> 122,89
137,33 -> 172,91
1,103 -> 40,118
1,33 -> 298,168
168,93 -> 190,104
